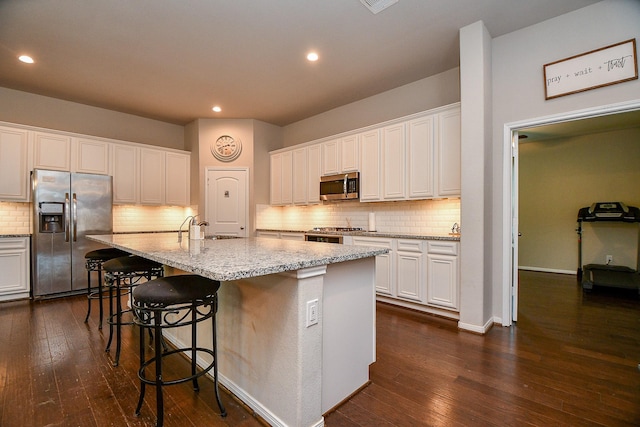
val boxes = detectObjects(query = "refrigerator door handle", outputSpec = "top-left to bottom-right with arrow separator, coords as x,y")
65,192 -> 71,242
72,193 -> 78,242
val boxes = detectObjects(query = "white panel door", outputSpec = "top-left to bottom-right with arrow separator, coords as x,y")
206,168 -> 248,237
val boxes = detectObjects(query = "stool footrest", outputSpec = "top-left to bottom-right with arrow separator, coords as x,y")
138,347 -> 216,387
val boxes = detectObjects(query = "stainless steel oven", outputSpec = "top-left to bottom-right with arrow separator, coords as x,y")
304,227 -> 363,244
304,233 -> 343,244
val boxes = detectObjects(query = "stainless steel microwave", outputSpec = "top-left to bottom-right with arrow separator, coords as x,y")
320,172 -> 359,201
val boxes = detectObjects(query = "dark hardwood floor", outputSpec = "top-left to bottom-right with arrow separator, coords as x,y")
1,271 -> 639,426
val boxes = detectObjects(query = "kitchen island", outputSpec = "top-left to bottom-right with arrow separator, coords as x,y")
88,232 -> 387,427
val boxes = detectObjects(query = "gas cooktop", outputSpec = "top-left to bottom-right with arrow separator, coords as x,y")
309,227 -> 364,232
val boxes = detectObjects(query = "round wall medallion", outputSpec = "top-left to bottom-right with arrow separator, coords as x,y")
211,135 -> 242,162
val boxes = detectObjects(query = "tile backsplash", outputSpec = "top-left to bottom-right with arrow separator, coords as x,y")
0,202 -> 30,234
0,202 -> 193,235
2,199 -> 461,236
256,198 -> 461,235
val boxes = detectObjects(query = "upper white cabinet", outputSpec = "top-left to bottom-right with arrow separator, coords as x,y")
112,144 -> 139,204
321,135 -> 359,176
307,144 -> 322,204
436,107 -> 461,197
0,122 -> 190,206
272,145 -> 321,206
111,144 -> 189,206
382,123 -> 406,200
139,148 -> 165,205
165,152 -> 190,206
0,126 -> 30,202
292,147 -> 308,205
33,131 -> 72,171
407,116 -> 434,199
321,139 -> 339,176
340,135 -> 359,172
270,151 -> 293,206
268,103 -> 460,206
359,129 -> 381,202
73,137 -> 110,175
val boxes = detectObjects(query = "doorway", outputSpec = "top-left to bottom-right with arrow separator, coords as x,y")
504,102 -> 640,325
205,167 -> 249,237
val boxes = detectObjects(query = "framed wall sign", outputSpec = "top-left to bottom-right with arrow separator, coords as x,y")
544,38 -> 637,100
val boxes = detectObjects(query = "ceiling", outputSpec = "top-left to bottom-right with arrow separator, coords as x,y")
0,0 -> 602,127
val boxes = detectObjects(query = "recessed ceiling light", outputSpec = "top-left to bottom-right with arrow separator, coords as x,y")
307,52 -> 319,62
18,55 -> 34,64
212,106 -> 221,112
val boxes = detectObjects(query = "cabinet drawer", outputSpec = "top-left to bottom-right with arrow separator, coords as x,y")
0,238 -> 28,250
351,237 -> 393,249
397,239 -> 423,253
427,241 -> 458,255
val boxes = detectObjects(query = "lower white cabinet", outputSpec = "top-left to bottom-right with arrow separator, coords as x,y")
351,236 -> 393,295
426,241 -> 459,309
348,236 -> 459,315
0,237 -> 30,301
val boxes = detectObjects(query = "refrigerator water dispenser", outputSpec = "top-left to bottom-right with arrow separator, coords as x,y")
39,202 -> 65,233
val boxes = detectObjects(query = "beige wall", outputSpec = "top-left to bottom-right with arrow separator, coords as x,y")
282,68 -> 460,147
0,87 -> 184,149
519,127 -> 640,273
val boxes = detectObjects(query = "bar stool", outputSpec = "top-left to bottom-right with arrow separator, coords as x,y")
103,255 -> 164,366
84,248 -> 129,328
132,274 -> 226,426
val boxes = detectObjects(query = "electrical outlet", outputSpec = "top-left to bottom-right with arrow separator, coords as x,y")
306,299 -> 319,327
606,255 -> 613,264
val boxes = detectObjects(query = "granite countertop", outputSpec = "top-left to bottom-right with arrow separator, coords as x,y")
257,229 -> 460,241
0,234 -> 31,238
87,232 -> 388,282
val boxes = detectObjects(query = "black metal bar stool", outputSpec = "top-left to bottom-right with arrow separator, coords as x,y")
84,248 -> 129,328
132,274 -> 226,426
103,255 -> 164,366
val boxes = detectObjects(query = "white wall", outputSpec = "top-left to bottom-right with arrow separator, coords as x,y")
0,87 -> 184,149
488,0 -> 640,323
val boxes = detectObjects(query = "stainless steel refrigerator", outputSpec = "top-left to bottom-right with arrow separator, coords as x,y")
32,169 -> 113,297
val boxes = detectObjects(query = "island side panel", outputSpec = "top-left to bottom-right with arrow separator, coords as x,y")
322,256 -> 376,413
217,266 -> 326,427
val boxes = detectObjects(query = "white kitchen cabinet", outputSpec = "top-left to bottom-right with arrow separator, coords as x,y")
307,144 -> 322,204
359,129 -> 382,202
382,123 -> 406,200
351,236 -> 394,295
396,239 -> 425,302
0,237 -> 30,302
321,139 -> 340,176
270,151 -> 292,205
165,151 -> 190,206
436,107 -> 461,197
292,147 -> 308,205
140,148 -> 165,205
256,231 -> 305,241
0,126 -> 30,201
407,116 -> 434,199
340,135 -> 359,172
33,131 -> 72,171
426,241 -> 459,310
72,137 -> 110,175
112,144 -> 139,204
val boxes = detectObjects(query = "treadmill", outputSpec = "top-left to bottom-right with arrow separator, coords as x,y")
576,202 -> 640,293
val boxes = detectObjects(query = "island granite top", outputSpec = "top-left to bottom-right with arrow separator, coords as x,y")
88,232 -> 388,282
